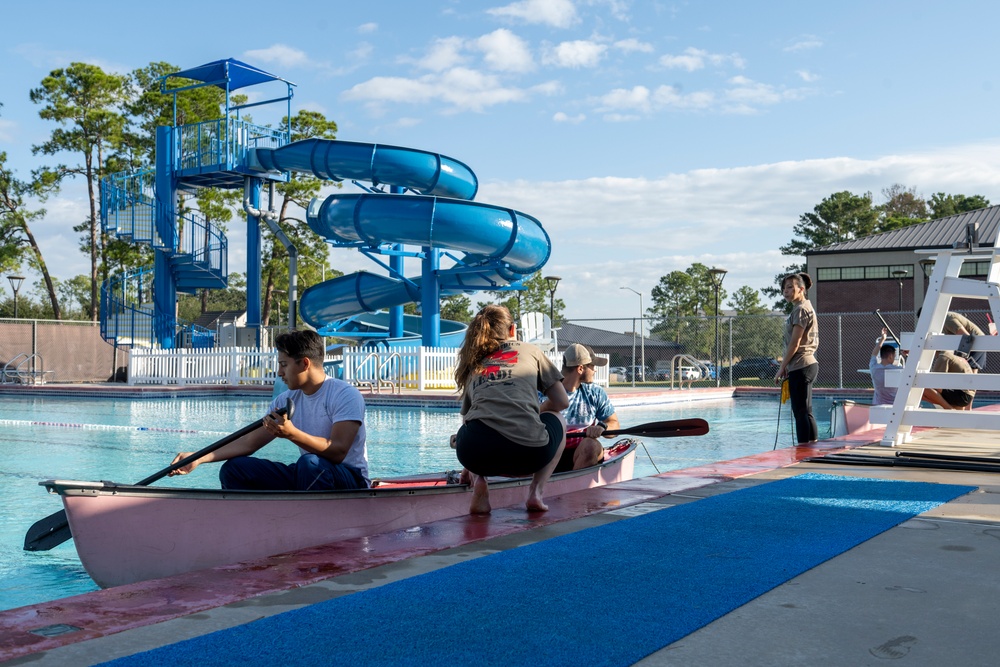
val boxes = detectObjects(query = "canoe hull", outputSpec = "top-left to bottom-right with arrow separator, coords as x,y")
43,442 -> 636,588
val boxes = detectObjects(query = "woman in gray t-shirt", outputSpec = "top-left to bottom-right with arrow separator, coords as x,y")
776,272 -> 819,443
454,305 -> 569,514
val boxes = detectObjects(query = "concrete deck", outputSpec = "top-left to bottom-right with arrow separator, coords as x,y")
3,393 -> 997,665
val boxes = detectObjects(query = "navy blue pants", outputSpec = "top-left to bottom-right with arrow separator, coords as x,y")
788,363 -> 819,443
219,454 -> 367,491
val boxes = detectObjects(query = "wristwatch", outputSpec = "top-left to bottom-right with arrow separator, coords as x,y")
597,421 -> 608,431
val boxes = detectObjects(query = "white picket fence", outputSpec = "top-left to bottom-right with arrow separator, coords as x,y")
128,347 -> 279,386
128,345 -> 608,390
342,346 -> 608,392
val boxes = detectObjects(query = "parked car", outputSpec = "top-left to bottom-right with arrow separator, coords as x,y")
727,357 -> 781,380
677,366 -> 700,381
625,366 -> 653,382
697,361 -> 718,380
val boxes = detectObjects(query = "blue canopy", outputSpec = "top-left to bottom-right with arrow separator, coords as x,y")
165,58 -> 294,91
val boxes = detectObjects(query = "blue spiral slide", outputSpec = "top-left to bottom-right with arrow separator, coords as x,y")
251,139 -> 550,344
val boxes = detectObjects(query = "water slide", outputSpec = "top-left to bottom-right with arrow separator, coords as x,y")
250,139 -> 550,333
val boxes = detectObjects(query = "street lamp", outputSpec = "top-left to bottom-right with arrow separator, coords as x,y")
299,254 -> 327,282
709,268 -> 728,388
543,275 -> 561,323
892,269 -> 907,332
7,275 -> 25,319
620,286 -> 644,382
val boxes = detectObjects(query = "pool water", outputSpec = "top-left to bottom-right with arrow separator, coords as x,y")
0,394 -> 832,611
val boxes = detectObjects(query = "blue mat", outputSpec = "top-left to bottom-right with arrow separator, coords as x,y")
99,473 -> 974,667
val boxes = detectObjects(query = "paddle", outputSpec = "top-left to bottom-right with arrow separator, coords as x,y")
23,402 -> 294,552
569,418 -> 709,439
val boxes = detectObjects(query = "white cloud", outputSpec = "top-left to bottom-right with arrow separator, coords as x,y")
342,68 -> 529,113
553,111 -> 585,123
723,76 -> 809,113
244,44 -> 312,69
597,85 -> 651,113
543,40 -> 608,68
358,22 -> 378,34
614,38 -> 654,54
784,35 -> 824,52
659,47 -> 745,72
652,86 -> 715,110
417,37 -> 468,72
475,29 -> 535,72
487,0 -> 579,28
477,142 -> 1000,319
796,69 -> 820,83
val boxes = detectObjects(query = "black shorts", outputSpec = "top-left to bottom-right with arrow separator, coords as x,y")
941,389 -> 974,408
455,413 -> 563,477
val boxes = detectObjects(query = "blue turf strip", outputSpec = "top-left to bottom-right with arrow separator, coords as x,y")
98,473 -> 974,667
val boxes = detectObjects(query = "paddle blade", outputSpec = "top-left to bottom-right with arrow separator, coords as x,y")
24,510 -> 70,552
603,418 -> 709,438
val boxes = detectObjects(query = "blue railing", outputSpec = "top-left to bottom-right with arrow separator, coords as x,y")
177,118 -> 287,172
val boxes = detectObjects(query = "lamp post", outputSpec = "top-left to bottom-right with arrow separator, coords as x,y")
892,269 -> 907,332
620,286 -> 644,382
7,275 -> 25,319
299,254 -> 327,282
543,275 -> 561,323
708,268 -> 728,388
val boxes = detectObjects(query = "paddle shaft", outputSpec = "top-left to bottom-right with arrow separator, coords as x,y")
873,310 -> 903,348
569,418 -> 709,439
23,405 -> 290,552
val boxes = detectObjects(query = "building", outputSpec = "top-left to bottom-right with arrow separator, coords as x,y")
805,205 -> 999,380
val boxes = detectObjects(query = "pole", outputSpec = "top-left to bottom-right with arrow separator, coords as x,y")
620,286 -> 643,381
708,268 -> 728,388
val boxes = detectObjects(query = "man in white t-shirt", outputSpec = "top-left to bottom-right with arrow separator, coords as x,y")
869,328 -> 903,405
169,330 -> 369,490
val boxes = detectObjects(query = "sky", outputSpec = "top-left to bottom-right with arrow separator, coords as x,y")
3,0 -> 1000,324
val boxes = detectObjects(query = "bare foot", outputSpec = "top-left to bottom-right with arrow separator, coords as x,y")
469,475 -> 491,514
459,468 -> 472,485
525,493 -> 549,512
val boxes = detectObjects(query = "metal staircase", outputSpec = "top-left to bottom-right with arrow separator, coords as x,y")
98,59 -> 293,350
877,245 -> 1000,446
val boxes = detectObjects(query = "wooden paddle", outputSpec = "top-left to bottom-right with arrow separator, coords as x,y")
23,402 -> 293,552
570,418 -> 709,438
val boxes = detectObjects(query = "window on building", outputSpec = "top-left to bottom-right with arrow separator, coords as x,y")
816,264 -> 916,281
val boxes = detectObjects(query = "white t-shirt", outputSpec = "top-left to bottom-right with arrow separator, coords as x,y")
271,378 -> 369,484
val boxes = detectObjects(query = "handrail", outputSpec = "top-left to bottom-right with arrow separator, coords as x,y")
378,352 -> 402,395
351,350 -> 381,393
2,353 -> 31,383
669,353 -> 710,389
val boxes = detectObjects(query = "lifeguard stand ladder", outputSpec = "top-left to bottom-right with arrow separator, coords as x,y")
878,245 -> 1000,447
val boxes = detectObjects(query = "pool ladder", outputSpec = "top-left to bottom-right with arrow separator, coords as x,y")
1,353 -> 53,385
351,351 -> 402,394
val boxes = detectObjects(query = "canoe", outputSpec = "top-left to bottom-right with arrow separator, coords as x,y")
41,439 -> 637,588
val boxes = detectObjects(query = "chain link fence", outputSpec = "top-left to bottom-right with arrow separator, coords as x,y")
560,309 -> 945,389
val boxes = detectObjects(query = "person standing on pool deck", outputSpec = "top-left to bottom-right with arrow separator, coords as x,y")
453,304 -> 568,514
775,272 -> 820,443
168,329 -> 369,490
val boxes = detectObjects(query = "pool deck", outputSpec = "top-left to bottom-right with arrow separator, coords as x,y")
3,388 -> 999,665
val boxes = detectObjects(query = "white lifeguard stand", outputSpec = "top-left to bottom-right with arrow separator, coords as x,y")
519,312 -> 559,353
876,243 -> 1000,447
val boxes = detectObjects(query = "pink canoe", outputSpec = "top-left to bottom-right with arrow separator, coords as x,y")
41,440 -> 637,588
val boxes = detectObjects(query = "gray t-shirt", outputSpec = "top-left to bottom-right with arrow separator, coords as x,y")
784,299 -> 819,372
869,356 -> 902,405
271,377 -> 369,484
461,339 -> 563,448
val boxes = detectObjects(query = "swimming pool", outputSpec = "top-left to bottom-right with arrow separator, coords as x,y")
0,394 -> 832,611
